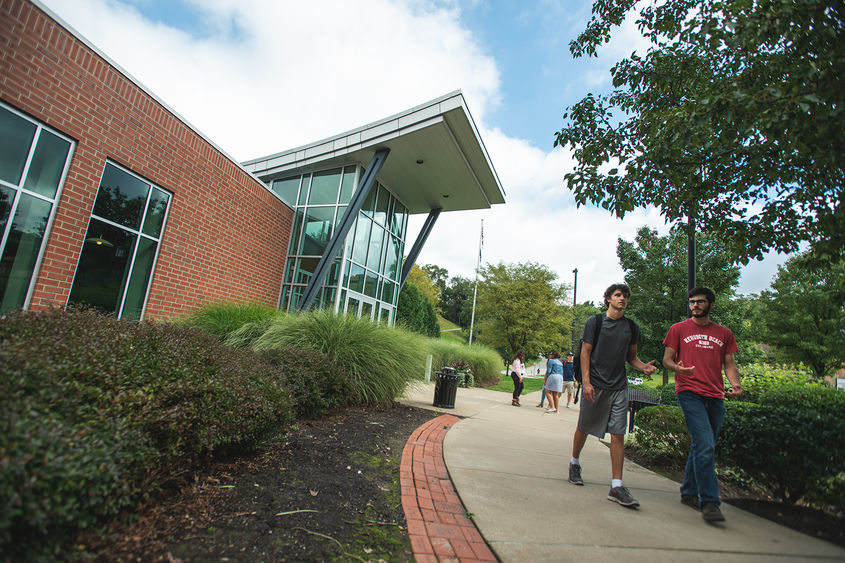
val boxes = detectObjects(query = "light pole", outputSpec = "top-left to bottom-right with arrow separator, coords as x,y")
571,268 -> 578,353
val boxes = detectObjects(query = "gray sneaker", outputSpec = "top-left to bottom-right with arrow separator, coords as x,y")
568,463 -> 584,485
607,486 -> 640,508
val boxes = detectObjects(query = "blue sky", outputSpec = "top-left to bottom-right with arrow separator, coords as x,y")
39,0 -> 787,302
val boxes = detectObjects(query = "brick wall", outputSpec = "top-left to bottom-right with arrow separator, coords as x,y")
0,0 -> 292,319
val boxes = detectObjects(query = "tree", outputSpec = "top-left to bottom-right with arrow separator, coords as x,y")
571,301 -> 602,353
396,282 -> 440,338
439,276 -> 474,328
555,0 -> 844,263
475,262 -> 570,359
421,264 -> 449,294
760,252 -> 845,378
617,226 -> 754,375
404,263 -> 439,306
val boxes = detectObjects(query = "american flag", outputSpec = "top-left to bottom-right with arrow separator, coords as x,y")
478,220 -> 484,262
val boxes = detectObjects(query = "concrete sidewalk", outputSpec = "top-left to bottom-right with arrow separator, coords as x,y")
398,382 -> 845,562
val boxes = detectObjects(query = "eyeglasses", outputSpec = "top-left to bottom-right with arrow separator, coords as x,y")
688,299 -> 709,305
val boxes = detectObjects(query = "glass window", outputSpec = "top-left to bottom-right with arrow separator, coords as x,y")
23,131 -> 71,199
339,166 -> 356,204
381,280 -> 395,304
0,108 -> 37,185
141,188 -> 170,238
69,219 -> 136,314
93,164 -> 150,230
361,185 -> 376,217
350,216 -> 371,265
374,184 -> 389,226
294,257 -> 319,284
271,176 -> 300,206
364,269 -> 378,298
308,168 -> 342,205
366,226 -> 385,272
298,174 -> 310,205
392,200 -> 407,237
0,104 -> 73,313
347,263 -> 364,293
361,300 -> 373,320
0,194 -> 52,312
300,206 -> 334,255
384,234 -> 401,282
288,209 -> 304,255
68,162 -> 169,319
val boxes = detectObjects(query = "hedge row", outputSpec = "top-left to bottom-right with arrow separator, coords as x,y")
634,369 -> 845,508
0,307 -> 338,560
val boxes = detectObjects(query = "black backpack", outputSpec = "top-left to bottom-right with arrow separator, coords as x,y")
573,314 -> 638,383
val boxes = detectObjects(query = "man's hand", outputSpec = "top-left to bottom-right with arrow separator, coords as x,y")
676,360 -> 695,375
725,385 -> 742,399
582,382 -> 595,403
642,360 -> 657,376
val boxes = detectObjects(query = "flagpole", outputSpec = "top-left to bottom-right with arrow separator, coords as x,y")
468,219 -> 483,344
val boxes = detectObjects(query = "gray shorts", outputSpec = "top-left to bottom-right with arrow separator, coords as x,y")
576,387 -> 629,438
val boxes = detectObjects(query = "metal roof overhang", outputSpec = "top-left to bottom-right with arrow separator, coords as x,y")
241,91 -> 506,214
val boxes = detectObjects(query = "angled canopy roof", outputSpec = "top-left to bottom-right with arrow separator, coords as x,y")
241,91 -> 506,214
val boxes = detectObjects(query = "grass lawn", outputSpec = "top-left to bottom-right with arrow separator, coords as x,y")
438,315 -> 466,345
487,375 -> 546,394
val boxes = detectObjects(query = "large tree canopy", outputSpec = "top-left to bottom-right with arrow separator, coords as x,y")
555,0 -> 843,263
476,262 -> 570,358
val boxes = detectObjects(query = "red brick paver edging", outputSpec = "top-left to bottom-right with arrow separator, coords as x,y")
401,415 -> 498,563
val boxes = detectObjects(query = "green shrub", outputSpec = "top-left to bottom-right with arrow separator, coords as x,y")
718,386 -> 845,504
656,383 -> 679,406
259,346 -> 353,419
0,307 -> 295,558
396,283 -> 439,337
632,405 -> 689,467
179,301 -> 281,340
252,309 -> 427,404
428,339 -> 503,386
738,363 -> 814,403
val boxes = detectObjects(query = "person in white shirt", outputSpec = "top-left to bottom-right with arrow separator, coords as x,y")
510,349 -> 526,406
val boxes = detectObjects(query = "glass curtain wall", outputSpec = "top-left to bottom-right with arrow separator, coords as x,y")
0,103 -> 74,313
68,162 -> 171,320
273,165 -> 407,323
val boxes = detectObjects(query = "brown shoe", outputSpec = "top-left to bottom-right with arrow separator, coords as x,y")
701,502 -> 725,522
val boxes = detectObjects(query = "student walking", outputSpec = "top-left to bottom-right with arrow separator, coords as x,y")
662,286 -> 742,522
510,349 -> 526,407
543,351 -> 564,413
568,284 -> 657,509
562,352 -> 576,408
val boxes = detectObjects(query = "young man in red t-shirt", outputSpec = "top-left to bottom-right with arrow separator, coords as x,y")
662,287 -> 742,523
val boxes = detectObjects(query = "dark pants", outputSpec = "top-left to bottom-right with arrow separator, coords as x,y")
511,372 -> 523,399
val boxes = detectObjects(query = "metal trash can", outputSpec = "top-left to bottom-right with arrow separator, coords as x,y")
433,366 -> 461,408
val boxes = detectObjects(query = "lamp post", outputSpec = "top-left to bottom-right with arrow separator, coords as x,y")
571,268 -> 578,353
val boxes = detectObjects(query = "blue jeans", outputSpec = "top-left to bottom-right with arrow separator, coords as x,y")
677,391 -> 725,505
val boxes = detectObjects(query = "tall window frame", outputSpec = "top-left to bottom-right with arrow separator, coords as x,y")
0,102 -> 75,313
67,161 -> 171,320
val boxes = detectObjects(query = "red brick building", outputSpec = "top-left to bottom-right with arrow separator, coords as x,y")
0,0 -> 504,322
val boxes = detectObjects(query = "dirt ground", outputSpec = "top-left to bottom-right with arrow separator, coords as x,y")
82,403 -> 843,561
83,403 -> 436,562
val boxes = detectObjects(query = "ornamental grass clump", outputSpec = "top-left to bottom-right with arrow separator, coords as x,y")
0,306 -> 295,560
428,339 -> 503,386
251,309 -> 427,404
180,300 -> 282,340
